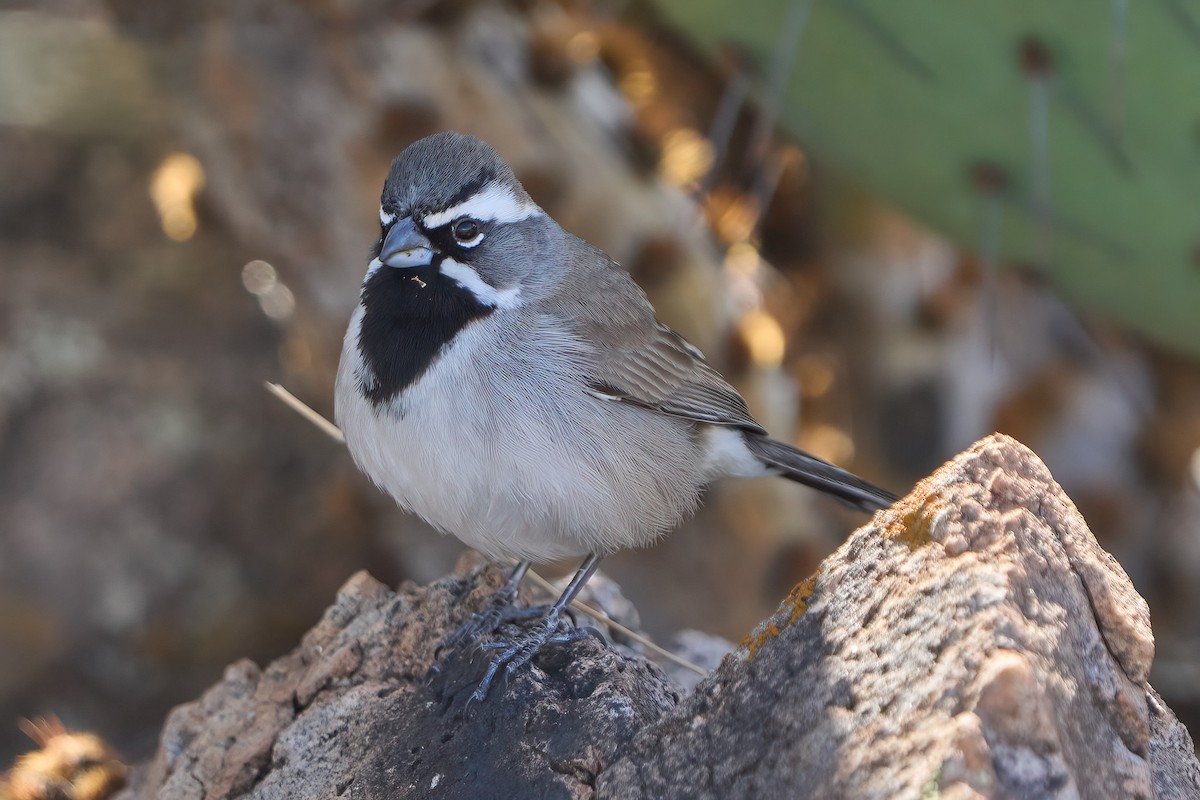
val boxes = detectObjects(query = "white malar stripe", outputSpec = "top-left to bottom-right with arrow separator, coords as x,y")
380,207 -> 395,226
440,257 -> 522,310
365,256 -> 384,277
422,183 -> 542,228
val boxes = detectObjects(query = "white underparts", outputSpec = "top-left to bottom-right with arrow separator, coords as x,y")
422,183 -> 543,228
704,426 -> 772,479
440,257 -> 522,309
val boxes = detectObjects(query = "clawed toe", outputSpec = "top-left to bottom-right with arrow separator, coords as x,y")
441,603 -> 504,654
439,562 -> 534,654
468,609 -> 578,703
545,625 -> 601,647
436,555 -> 604,705
500,603 -> 550,623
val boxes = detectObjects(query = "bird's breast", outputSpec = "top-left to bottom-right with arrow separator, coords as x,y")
335,313 -> 708,561
356,263 -> 494,408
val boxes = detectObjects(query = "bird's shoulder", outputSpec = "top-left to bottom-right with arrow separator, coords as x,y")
534,234 -> 764,434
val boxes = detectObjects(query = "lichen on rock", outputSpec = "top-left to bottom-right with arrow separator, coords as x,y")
119,436 -> 1200,799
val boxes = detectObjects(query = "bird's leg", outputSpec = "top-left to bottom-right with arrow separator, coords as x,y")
441,560 -> 531,653
469,553 -> 603,704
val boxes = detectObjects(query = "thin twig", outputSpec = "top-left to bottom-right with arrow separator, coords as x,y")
522,567 -> 708,677
265,382 -> 345,443
265,382 -> 710,678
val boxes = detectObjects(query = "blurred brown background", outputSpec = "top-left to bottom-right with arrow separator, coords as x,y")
2,0 -> 1199,766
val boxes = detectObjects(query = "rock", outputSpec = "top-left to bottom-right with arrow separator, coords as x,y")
120,565 -> 681,800
598,434 -> 1198,798
120,435 -> 1199,799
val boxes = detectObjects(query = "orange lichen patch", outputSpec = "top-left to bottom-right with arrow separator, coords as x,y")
739,621 -> 782,661
891,503 -> 936,549
3,717 -> 127,800
784,574 -> 818,626
739,574 -> 819,661
878,477 -> 944,551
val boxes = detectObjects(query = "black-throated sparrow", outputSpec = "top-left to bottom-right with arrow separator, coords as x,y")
336,132 -> 897,701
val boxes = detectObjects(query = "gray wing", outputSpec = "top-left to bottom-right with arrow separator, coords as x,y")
551,236 -> 766,434
584,322 -> 766,434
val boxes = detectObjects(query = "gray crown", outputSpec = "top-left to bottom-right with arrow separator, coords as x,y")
382,132 -> 531,219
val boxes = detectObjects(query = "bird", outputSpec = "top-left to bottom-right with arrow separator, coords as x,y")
335,131 -> 897,701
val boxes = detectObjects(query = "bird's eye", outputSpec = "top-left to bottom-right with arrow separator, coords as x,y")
452,218 -> 481,243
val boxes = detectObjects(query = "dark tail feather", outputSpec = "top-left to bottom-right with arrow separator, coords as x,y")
743,435 -> 898,512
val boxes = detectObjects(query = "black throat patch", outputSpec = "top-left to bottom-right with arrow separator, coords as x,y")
357,261 -> 494,408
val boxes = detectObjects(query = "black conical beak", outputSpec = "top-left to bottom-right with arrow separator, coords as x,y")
380,217 -> 435,268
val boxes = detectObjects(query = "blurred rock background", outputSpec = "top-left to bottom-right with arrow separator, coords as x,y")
1,0 -> 1198,766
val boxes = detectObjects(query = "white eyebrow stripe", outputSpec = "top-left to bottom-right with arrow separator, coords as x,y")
440,257 -> 522,310
380,208 -> 395,226
422,183 -> 543,228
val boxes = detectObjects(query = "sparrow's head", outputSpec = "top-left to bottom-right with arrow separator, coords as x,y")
372,132 -> 551,309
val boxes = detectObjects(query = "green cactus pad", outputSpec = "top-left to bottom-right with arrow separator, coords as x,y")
655,0 -> 1200,357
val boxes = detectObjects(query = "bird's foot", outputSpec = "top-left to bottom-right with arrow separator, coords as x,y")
440,583 -> 540,655
467,607 -> 597,705
440,559 -> 542,654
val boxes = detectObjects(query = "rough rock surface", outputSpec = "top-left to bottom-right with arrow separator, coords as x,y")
120,562 -> 681,800
121,435 -> 1200,799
